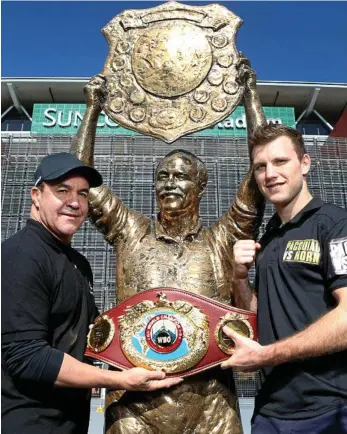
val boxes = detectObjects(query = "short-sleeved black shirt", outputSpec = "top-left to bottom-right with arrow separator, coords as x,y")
1,219 -> 99,433
255,198 -> 347,419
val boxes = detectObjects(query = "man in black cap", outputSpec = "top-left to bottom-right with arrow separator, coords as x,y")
1,153 -> 182,434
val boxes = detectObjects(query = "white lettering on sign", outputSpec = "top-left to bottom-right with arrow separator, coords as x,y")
236,114 -> 247,128
97,113 -> 105,128
57,110 -> 72,127
217,116 -> 283,130
268,118 -> 282,125
40,107 -> 287,131
73,112 -> 84,127
42,108 -> 119,129
105,116 -> 118,127
42,108 -> 57,127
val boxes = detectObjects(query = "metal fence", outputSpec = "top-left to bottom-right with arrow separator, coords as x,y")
2,133 -> 347,397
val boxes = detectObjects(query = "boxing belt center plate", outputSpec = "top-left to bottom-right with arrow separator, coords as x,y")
85,288 -> 257,377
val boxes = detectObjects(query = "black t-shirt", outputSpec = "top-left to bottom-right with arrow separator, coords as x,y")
255,198 -> 347,419
1,219 -> 99,433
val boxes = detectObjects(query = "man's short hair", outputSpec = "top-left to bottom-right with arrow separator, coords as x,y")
157,150 -> 208,187
250,124 -> 307,161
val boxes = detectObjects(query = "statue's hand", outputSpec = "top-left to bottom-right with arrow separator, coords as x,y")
84,74 -> 106,112
236,53 -> 257,92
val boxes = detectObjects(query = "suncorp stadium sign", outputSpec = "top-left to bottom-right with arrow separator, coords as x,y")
31,104 -> 295,137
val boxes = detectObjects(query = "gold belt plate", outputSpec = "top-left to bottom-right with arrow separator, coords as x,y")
119,297 -> 209,374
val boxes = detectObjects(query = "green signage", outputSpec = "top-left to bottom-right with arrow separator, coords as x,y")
31,104 -> 295,136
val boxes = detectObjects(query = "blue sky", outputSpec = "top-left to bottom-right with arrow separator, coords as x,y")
2,1 -> 347,82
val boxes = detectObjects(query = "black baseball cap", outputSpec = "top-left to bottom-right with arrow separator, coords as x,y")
34,152 -> 103,188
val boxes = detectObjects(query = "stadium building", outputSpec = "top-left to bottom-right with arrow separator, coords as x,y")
2,77 -> 347,433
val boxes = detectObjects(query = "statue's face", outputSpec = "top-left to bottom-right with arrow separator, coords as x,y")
156,155 -> 201,214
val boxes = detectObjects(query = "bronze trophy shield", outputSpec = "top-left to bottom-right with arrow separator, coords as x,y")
100,1 -> 245,143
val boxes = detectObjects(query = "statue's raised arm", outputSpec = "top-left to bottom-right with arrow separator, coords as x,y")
70,76 -> 148,245
208,57 -> 266,302
240,55 -> 267,141
71,75 -> 105,166
212,56 -> 266,242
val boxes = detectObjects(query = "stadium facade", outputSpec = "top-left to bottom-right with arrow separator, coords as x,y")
2,78 -> 347,433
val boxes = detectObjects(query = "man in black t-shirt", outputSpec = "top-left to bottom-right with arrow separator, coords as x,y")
1,153 -> 182,434
221,125 -> 347,433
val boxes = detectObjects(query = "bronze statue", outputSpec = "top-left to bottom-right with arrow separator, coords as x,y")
71,3 -> 267,433
98,2 -> 250,143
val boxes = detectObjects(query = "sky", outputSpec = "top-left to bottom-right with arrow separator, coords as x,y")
2,1 -> 347,83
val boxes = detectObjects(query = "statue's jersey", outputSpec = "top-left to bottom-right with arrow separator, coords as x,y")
88,178 -> 261,305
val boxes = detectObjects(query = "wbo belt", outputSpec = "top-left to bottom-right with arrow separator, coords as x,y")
85,288 -> 257,377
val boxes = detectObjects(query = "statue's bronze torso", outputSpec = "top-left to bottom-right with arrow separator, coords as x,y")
89,185 -> 258,305
117,221 -> 220,303
87,183 -> 262,433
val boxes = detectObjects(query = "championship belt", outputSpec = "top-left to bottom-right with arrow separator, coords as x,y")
85,288 -> 257,377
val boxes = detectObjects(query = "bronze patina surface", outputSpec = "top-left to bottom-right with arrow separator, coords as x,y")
72,2 -> 267,432
100,2 -> 245,143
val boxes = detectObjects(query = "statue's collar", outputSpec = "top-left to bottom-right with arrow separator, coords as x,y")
154,217 -> 202,243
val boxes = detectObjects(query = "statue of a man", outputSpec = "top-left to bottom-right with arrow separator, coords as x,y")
71,60 -> 266,434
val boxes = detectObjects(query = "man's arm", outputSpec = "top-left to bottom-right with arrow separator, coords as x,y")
55,353 -> 182,391
1,249 -> 182,392
2,339 -> 182,391
232,279 -> 257,312
231,240 -> 260,311
221,286 -> 347,371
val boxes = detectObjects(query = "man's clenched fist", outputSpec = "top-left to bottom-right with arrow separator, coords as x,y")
233,240 -> 261,280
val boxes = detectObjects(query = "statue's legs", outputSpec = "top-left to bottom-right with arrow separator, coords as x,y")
105,371 -> 243,434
